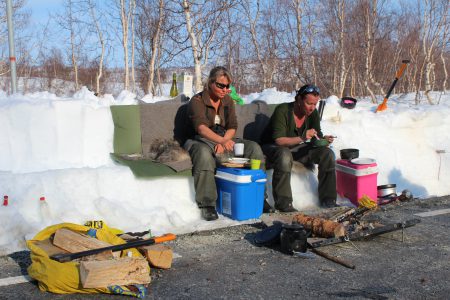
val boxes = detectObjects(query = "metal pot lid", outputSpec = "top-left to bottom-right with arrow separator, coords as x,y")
377,184 -> 397,190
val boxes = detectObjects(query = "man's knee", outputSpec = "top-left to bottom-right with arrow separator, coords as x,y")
244,140 -> 264,159
273,147 -> 293,172
318,147 -> 335,171
190,143 -> 215,172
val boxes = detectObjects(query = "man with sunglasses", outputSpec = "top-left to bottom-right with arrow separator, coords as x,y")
184,66 -> 265,221
261,84 -> 337,210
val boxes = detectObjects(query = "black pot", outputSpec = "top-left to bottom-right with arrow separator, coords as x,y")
340,148 -> 359,160
280,223 -> 308,254
340,97 -> 357,109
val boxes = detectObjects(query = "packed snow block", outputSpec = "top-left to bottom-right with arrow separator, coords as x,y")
110,105 -> 142,154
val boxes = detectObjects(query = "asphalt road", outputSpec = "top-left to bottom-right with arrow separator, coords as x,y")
1,196 -> 449,299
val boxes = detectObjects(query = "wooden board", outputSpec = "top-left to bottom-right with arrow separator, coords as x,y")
34,238 -> 69,256
79,257 -> 151,288
221,162 -> 248,168
52,228 -> 118,260
139,244 -> 173,269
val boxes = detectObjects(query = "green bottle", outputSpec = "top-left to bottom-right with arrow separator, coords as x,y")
170,73 -> 178,97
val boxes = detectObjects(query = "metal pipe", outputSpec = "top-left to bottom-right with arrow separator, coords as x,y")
6,0 -> 18,94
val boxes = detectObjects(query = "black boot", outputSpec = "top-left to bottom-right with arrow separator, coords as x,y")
276,203 -> 298,213
201,207 -> 218,221
320,199 -> 338,208
263,200 -> 275,213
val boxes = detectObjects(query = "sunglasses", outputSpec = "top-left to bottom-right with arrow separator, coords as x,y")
296,85 -> 320,96
214,81 -> 231,90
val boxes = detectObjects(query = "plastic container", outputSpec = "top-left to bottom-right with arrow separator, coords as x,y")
215,167 -> 267,221
336,159 -> 378,206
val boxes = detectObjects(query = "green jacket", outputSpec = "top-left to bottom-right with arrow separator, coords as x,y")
261,102 -> 323,144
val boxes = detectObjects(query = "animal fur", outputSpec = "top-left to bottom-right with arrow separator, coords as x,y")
146,138 -> 190,163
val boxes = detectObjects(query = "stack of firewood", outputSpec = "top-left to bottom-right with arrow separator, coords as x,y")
34,228 -> 173,288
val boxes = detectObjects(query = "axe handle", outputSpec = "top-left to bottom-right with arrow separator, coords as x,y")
50,233 -> 176,262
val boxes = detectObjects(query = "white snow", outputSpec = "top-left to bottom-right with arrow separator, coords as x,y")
0,87 -> 449,255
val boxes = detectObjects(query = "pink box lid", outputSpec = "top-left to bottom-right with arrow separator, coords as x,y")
336,159 -> 377,169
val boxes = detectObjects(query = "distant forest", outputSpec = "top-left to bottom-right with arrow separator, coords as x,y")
0,0 -> 448,105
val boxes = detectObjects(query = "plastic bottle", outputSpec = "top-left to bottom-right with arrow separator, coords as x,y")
170,73 -> 178,97
3,195 -> 8,206
39,196 -> 52,221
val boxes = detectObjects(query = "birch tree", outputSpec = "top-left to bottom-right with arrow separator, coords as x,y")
135,0 -> 165,95
182,0 -> 231,92
118,0 -> 135,91
417,0 -> 449,104
241,0 -> 280,90
86,0 -> 107,95
57,0 -> 84,91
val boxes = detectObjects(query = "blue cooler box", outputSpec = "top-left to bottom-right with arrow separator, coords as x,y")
215,167 -> 267,221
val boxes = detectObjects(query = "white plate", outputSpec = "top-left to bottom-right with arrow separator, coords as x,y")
350,158 -> 376,165
228,157 -> 250,164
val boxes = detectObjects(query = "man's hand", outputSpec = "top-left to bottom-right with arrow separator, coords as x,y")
324,135 -> 335,144
214,143 -> 225,154
222,139 -> 235,152
305,129 -> 317,140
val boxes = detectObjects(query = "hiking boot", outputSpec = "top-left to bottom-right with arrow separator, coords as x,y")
263,200 -> 275,214
276,203 -> 298,213
320,199 -> 338,208
201,207 -> 218,221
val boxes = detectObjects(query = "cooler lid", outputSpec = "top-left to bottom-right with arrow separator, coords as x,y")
216,167 -> 267,183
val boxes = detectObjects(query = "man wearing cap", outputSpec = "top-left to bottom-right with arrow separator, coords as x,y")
261,84 -> 337,210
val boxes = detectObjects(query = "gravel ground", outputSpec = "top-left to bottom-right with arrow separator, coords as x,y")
1,196 -> 449,299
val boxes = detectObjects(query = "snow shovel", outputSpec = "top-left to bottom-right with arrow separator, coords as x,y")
375,60 -> 410,112
50,233 -> 176,262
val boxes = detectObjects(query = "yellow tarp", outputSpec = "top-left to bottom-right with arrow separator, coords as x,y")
27,222 -> 148,297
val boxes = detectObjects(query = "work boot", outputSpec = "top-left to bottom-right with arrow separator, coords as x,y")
201,207 -> 218,221
263,200 -> 275,214
320,199 -> 338,208
276,203 -> 298,213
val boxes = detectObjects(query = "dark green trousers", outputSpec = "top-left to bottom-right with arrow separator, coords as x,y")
262,144 -> 336,208
186,139 -> 265,208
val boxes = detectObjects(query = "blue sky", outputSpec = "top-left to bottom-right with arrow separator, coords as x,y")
26,0 -> 64,25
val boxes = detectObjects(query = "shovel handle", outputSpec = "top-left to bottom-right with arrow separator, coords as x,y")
385,60 -> 410,100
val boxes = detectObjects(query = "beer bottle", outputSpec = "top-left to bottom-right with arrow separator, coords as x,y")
170,73 -> 178,97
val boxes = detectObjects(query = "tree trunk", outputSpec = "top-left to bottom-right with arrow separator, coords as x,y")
183,0 -> 203,92
146,0 -> 164,96
120,0 -> 130,91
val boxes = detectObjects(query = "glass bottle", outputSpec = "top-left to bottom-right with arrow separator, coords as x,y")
170,73 -> 178,97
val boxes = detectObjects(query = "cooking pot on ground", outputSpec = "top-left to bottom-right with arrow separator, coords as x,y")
377,184 -> 397,198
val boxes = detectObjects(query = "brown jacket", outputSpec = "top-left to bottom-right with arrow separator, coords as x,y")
187,90 -> 238,135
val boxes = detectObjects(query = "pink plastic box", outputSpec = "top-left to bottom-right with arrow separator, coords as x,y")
336,159 -> 378,206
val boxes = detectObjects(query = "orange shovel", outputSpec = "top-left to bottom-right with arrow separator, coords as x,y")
376,60 -> 410,112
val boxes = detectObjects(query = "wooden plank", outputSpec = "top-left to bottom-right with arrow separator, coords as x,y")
34,238 -> 68,256
79,257 -> 151,288
52,228 -> 117,260
414,208 -> 450,218
139,244 -> 173,269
